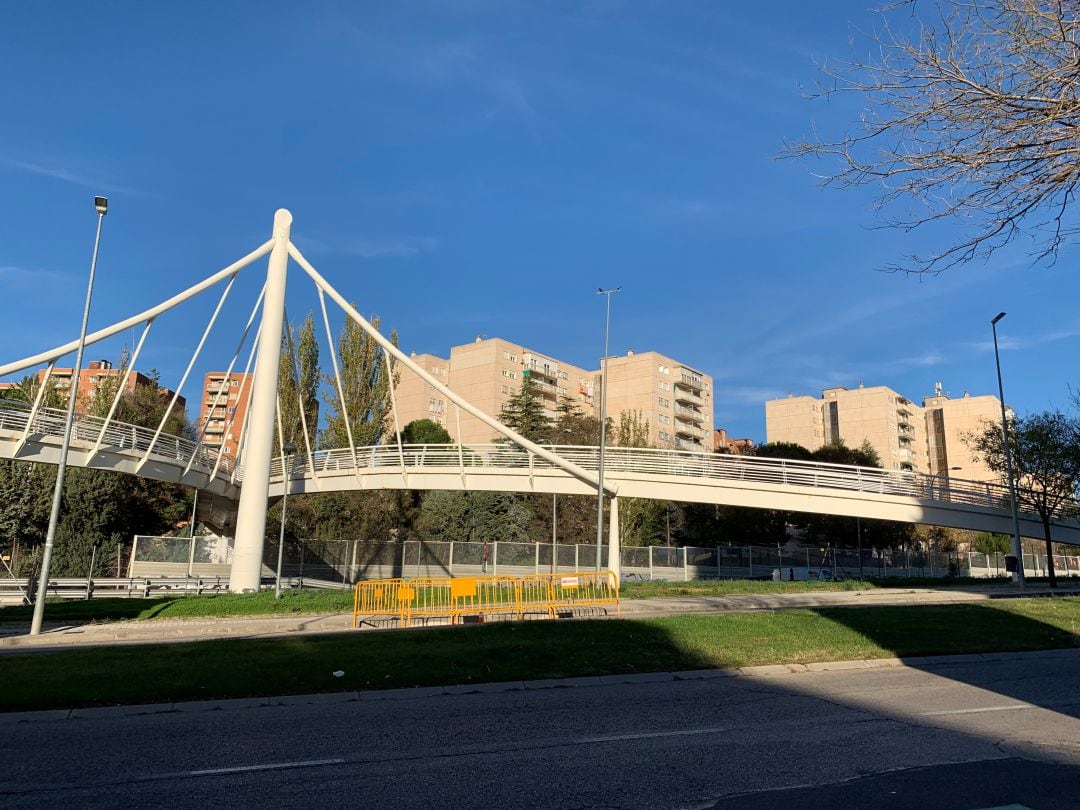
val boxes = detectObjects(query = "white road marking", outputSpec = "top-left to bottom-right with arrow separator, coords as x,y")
920,704 -> 1034,717
188,758 -> 344,776
581,727 -> 728,744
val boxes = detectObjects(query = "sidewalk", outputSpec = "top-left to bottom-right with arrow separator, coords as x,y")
1,584 -> 1075,654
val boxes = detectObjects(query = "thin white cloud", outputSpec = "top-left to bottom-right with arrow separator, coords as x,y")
294,234 -> 439,259
967,326 -> 1080,354
721,385 -> 788,404
0,157 -> 145,196
0,264 -> 67,285
345,237 -> 440,258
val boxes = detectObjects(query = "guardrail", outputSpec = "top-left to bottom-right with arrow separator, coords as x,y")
353,570 -> 620,628
0,576 -> 229,604
0,401 -> 234,476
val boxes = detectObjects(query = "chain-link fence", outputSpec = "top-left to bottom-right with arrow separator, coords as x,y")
129,535 -> 1080,583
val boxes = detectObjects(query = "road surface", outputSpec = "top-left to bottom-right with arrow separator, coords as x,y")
2,652 -> 1078,808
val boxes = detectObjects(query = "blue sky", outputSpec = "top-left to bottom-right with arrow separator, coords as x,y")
2,1 -> 1077,442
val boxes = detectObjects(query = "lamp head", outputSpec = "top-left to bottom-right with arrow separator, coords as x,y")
991,311 -> 1006,325
94,196 -> 108,216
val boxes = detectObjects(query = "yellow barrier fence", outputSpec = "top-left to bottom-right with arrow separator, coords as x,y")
353,570 -> 620,627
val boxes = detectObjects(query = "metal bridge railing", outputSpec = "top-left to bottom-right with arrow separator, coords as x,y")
0,401 -> 234,477
269,442 -> 1075,520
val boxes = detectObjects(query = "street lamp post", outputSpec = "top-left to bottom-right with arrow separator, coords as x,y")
275,442 -> 296,599
991,312 -> 1026,588
30,196 -> 108,636
595,287 -> 620,571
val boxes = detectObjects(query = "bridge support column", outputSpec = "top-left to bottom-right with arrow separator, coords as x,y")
231,209 -> 291,593
608,496 -> 620,581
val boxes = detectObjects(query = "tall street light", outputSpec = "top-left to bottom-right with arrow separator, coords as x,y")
275,442 -> 296,599
991,312 -> 1025,588
30,196 -> 108,636
595,287 -> 620,571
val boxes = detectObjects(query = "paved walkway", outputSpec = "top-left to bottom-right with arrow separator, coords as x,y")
0,584 -> 1076,654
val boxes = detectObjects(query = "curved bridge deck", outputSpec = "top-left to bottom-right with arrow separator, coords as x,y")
2,402 -> 1077,543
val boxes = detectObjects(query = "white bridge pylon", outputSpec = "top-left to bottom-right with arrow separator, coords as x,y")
0,210 -> 618,592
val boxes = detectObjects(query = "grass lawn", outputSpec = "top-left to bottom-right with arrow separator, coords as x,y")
1,598 -> 1077,712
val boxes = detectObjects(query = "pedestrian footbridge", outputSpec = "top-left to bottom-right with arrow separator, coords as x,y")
3,401 -> 1077,544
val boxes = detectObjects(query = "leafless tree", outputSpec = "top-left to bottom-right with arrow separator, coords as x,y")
787,1 -> 1080,273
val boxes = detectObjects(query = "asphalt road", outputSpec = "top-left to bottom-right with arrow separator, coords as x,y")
3,653 -> 1079,809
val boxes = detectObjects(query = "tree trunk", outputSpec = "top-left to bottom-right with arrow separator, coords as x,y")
1041,514 -> 1057,589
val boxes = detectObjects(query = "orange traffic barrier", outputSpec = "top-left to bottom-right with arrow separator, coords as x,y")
353,570 -> 619,627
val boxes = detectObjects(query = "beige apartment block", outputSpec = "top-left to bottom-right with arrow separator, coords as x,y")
599,351 -> 714,451
198,372 -> 254,462
393,339 -> 714,449
395,353 -> 451,433
767,385 -> 925,472
763,394 -> 824,454
923,388 -> 1003,482
438,338 -> 595,445
765,383 -> 1003,479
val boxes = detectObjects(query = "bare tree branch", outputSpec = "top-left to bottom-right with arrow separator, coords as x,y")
785,0 -> 1080,274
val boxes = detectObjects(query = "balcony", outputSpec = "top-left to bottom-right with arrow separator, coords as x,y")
674,405 -> 704,423
675,422 -> 704,438
674,374 -> 704,392
674,388 -> 703,407
676,437 -> 704,452
524,376 -> 558,397
204,421 -> 226,435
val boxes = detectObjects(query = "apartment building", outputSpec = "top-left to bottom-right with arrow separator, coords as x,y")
923,385 -> 1003,481
598,351 -> 714,451
433,338 -> 595,445
765,383 -> 1002,477
38,360 -> 185,415
197,372 -> 254,461
395,353 -> 450,432
713,428 -> 754,455
394,339 -> 713,450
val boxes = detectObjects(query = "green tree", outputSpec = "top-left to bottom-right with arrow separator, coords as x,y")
321,311 -> 398,449
498,376 -> 552,442
415,490 -> 532,544
400,419 -> 452,444
811,439 -> 881,468
754,442 -> 814,461
967,409 -> 1080,587
277,313 -> 320,454
973,532 -> 1012,556
615,410 -> 650,449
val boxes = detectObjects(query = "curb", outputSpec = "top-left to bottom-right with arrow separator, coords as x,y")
2,647 -> 1076,726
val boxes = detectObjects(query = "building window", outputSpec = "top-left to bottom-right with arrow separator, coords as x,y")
501,384 -> 510,395
658,364 -> 670,375
659,431 -> 671,441
659,380 -> 670,391
659,397 -> 670,408
659,414 -> 670,425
